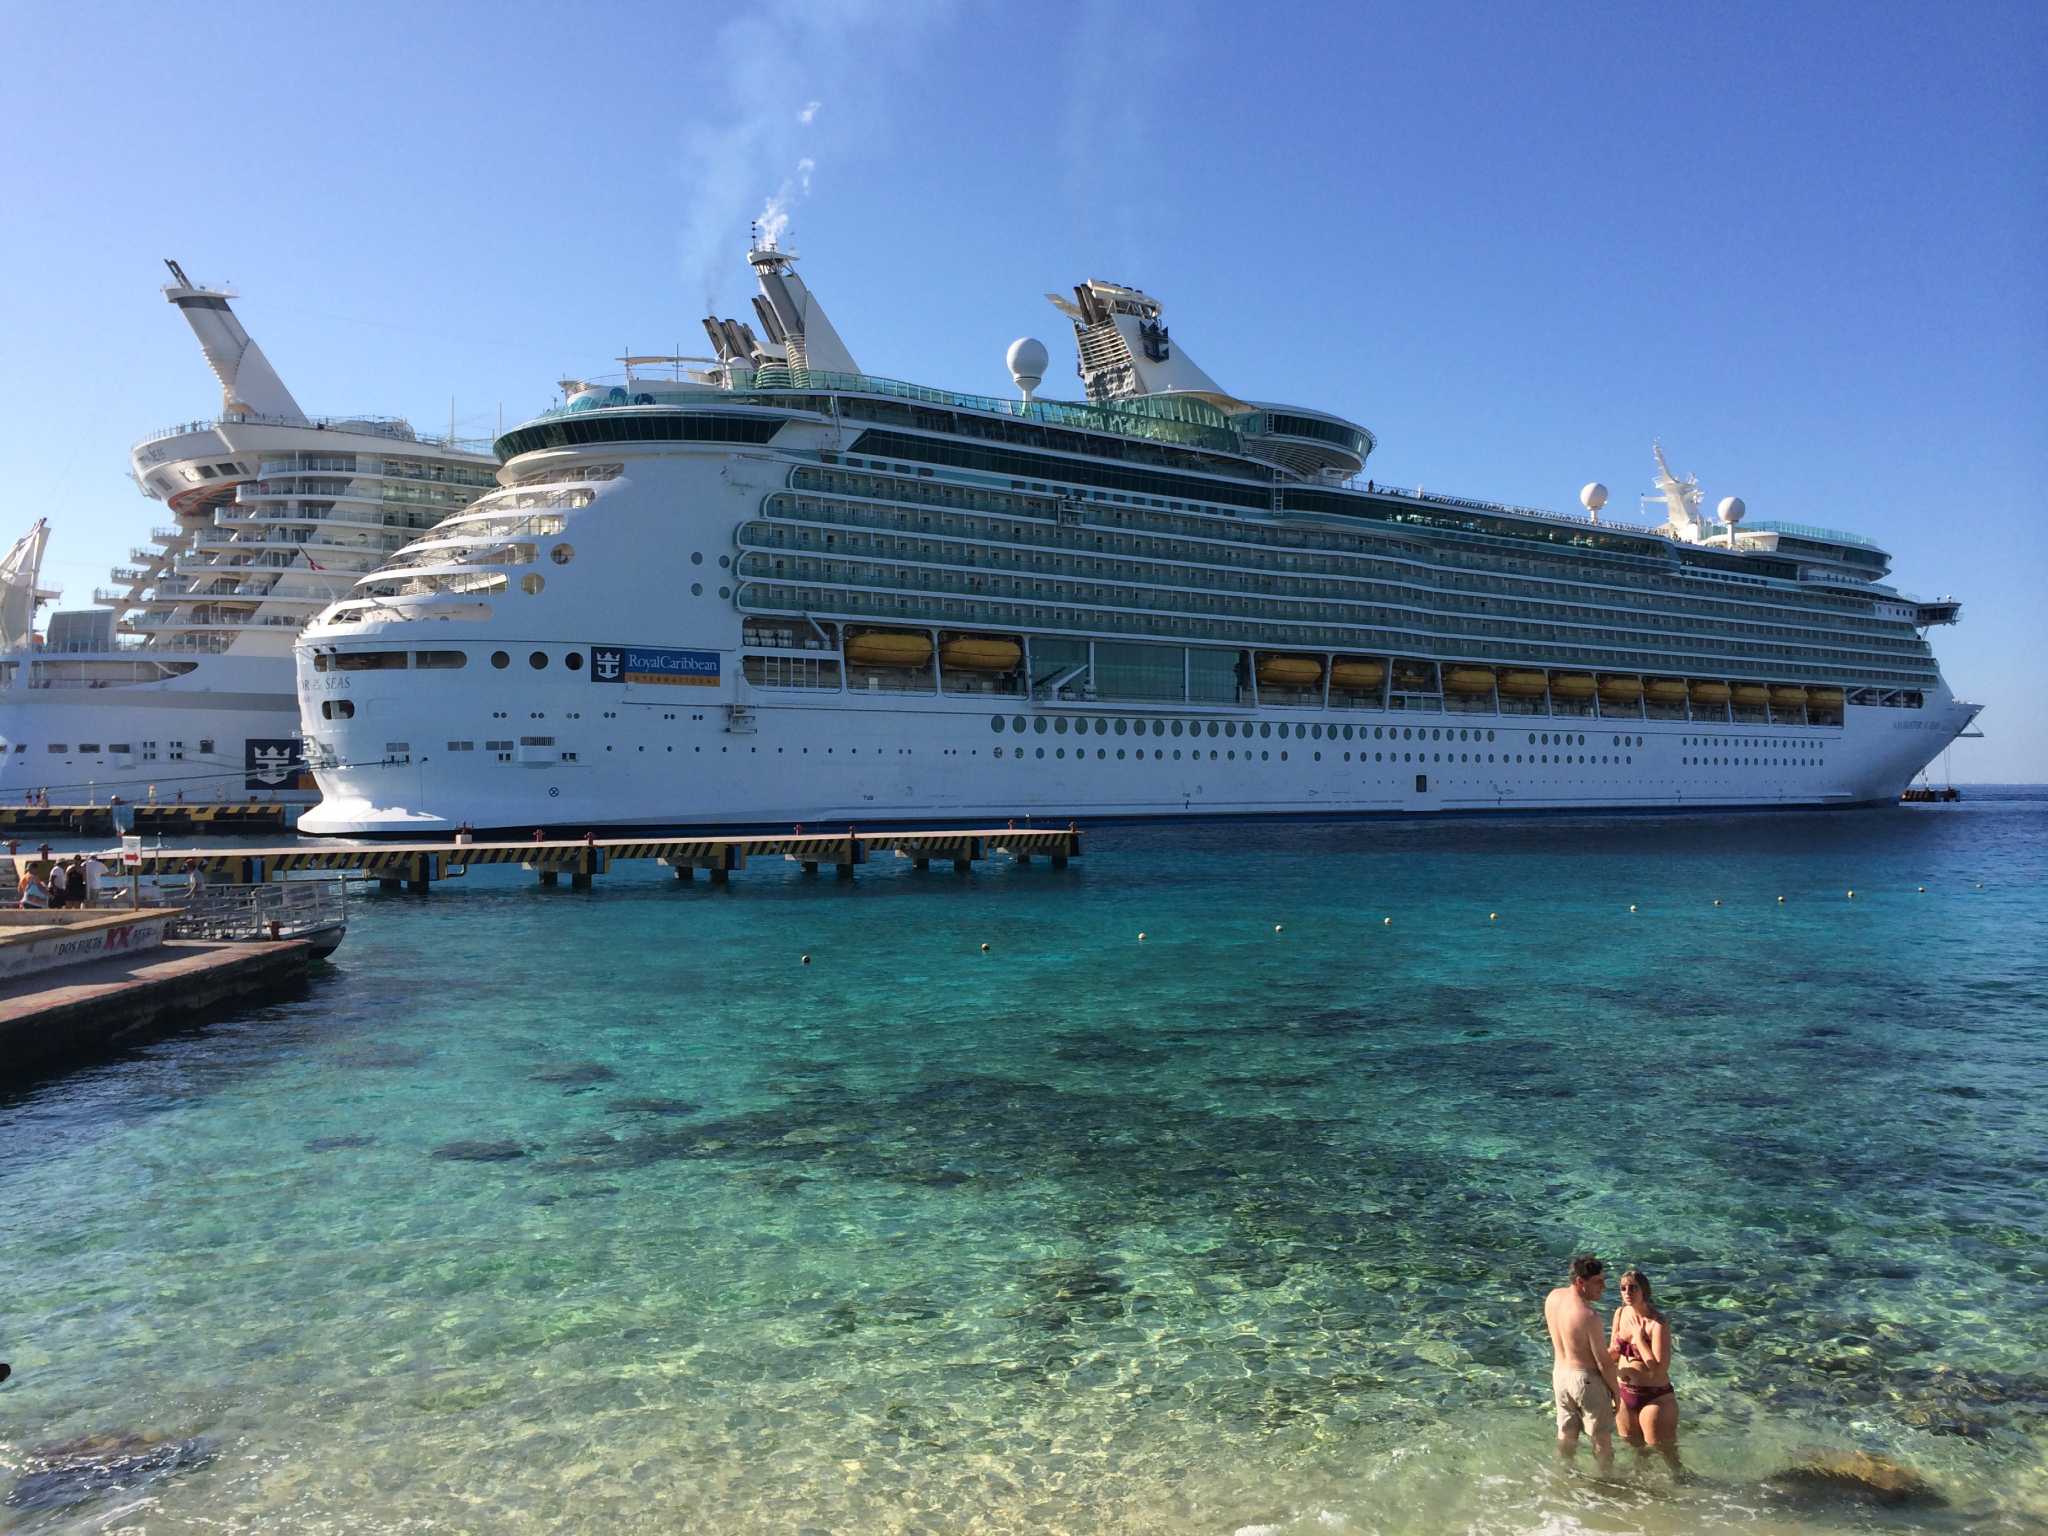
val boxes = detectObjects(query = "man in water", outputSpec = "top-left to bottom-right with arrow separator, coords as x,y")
1545,1253 -> 1623,1468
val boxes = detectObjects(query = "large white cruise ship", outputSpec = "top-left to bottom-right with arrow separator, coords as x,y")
0,263 -> 498,805
297,241 -> 1979,836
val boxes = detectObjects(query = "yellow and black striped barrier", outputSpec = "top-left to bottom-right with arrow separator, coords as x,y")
107,826 -> 1081,893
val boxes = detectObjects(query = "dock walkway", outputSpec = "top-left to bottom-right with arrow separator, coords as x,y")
119,826 -> 1083,893
0,939 -> 317,1081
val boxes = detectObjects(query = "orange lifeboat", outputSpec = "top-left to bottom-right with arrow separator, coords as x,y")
1644,677 -> 1689,705
1598,675 -> 1643,704
1731,683 -> 1769,709
1329,657 -> 1385,691
1498,670 -> 1549,698
1689,680 -> 1731,707
1257,653 -> 1323,690
1549,672 -> 1595,699
1770,686 -> 1809,712
1444,666 -> 1497,696
939,635 -> 1021,672
845,629 -> 933,668
1806,686 -> 1845,709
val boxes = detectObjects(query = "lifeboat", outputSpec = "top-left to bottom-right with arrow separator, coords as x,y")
1805,686 -> 1845,709
1731,683 -> 1769,709
845,629 -> 933,668
1549,672 -> 1594,699
1329,657 -> 1385,691
1644,677 -> 1689,705
939,635 -> 1021,672
1498,670 -> 1549,698
1444,666 -> 1497,696
1598,675 -> 1643,703
1257,653 -> 1323,689
1770,686 -> 1809,712
1689,680 -> 1731,707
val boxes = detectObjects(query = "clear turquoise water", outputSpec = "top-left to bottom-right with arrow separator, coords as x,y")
3,794 -> 2045,1533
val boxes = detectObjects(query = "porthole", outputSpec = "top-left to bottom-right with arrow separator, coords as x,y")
719,586 -> 730,599
1207,722 -> 1220,738
491,651 -> 510,669
1094,718 -> 1108,736
1343,725 -> 1354,740
1056,748 -> 1065,759
691,551 -> 704,565
566,652 -> 583,672
1055,717 -> 1069,735
1034,718 -> 1048,734
1225,722 -> 1237,739
1172,720 -> 1184,736
1403,728 -> 1413,740
1035,747 -> 1044,758
718,555 -> 730,569
1261,723 -> 1273,739
1012,716 -> 1026,732
521,573 -> 545,595
691,582 -> 703,597
550,543 -> 575,565
530,651 -> 548,670
1152,720 -> 1166,736
991,716 -> 1006,733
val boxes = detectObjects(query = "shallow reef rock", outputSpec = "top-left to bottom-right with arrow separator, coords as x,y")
430,1138 -> 531,1161
6,1432 -> 217,1511
1767,1450 -> 1942,1508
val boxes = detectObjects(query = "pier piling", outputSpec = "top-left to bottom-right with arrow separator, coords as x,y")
101,827 -> 1079,897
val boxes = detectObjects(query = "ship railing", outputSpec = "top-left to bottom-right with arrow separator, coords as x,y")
1334,478 -> 1665,537
1742,519 -> 1883,551
537,371 -> 1245,453
135,413 -> 495,455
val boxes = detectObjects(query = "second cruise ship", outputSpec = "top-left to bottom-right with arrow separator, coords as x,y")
0,263 -> 496,805
296,241 -> 1978,835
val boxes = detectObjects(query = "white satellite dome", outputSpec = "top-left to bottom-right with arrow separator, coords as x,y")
1579,482 -> 1609,513
1006,337 -> 1048,400
1717,495 -> 1747,524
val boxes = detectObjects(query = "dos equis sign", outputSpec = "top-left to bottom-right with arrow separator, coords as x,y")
589,645 -> 720,687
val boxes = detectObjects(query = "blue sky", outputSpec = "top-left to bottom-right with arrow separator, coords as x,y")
2,0 -> 2040,779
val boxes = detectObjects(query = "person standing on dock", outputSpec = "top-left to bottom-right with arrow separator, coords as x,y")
62,857 -> 88,910
81,851 -> 109,908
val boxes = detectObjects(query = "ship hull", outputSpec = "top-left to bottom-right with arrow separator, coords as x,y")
0,658 -> 311,805
298,677 -> 1978,837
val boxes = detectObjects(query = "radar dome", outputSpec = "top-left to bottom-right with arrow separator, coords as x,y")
1006,337 -> 1049,400
1717,495 -> 1747,524
1579,482 -> 1609,513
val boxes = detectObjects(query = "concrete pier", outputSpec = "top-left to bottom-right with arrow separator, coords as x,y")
0,939 -> 319,1083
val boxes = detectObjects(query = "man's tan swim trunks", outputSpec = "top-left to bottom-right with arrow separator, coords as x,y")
1553,1368 -> 1616,1435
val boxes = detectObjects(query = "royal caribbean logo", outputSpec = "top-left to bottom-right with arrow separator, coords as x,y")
246,737 -> 312,791
589,645 -> 719,687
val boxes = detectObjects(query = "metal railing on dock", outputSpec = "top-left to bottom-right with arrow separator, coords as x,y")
111,826 -> 1082,893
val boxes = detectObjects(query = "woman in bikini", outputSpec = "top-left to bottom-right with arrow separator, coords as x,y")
1609,1268 -> 1679,1467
